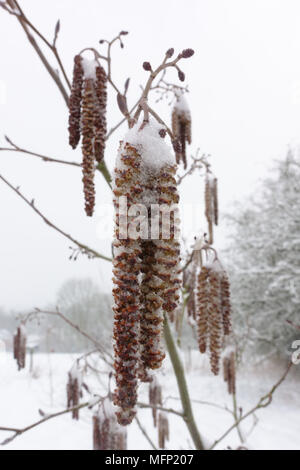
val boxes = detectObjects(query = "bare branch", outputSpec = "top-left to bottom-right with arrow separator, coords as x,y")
134,416 -> 157,451
0,398 -> 101,446
0,173 -> 112,262
209,362 -> 293,450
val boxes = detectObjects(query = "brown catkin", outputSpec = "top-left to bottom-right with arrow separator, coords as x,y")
171,99 -> 192,169
153,164 -> 181,322
66,371 -> 81,420
68,55 -> 84,149
212,177 -> 218,226
13,326 -> 26,371
207,269 -> 223,375
93,398 -> 127,450
149,378 -> 162,427
94,65 -> 107,163
223,350 -> 236,395
220,272 -> 232,335
158,412 -> 169,449
195,266 -> 210,353
139,240 -> 165,371
81,78 -> 96,216
112,142 -> 143,426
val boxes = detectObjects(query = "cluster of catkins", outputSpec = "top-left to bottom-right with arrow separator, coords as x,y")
171,94 -> 192,169
68,55 -> 107,216
195,259 -> 232,375
93,398 -> 127,450
204,171 -> 218,244
223,348 -> 236,395
13,325 -> 26,371
66,364 -> 83,420
112,121 -> 181,425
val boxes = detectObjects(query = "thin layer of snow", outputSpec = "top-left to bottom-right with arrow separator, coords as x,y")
81,58 -> 98,80
174,94 -> 190,115
124,119 -> 175,171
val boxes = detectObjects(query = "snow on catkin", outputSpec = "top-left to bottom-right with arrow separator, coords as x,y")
171,94 -> 192,169
204,172 -> 218,244
112,141 -> 143,426
149,377 -> 162,427
68,56 -> 108,216
93,398 -> 127,450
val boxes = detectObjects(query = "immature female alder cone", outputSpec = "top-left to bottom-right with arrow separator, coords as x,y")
112,121 -> 181,425
13,325 -> 26,370
93,398 -> 127,450
149,377 -> 162,427
66,365 -> 82,419
171,94 -> 192,169
68,56 -> 107,216
223,348 -> 236,395
195,260 -> 232,375
204,172 -> 218,244
158,412 -> 169,449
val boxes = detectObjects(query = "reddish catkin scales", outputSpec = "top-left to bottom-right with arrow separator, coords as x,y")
13,325 -> 26,371
112,142 -> 142,425
81,78 -> 96,216
195,266 -> 210,353
112,122 -> 181,425
171,94 -> 192,169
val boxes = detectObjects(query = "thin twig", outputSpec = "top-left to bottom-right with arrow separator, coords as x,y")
0,173 -> 111,262
0,398 -> 101,446
137,402 -> 183,417
134,416 -> 157,451
209,362 -> 293,450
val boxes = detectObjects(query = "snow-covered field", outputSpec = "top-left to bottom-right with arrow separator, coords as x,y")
0,351 -> 299,450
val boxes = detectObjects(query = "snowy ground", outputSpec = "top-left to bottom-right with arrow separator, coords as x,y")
0,350 -> 299,450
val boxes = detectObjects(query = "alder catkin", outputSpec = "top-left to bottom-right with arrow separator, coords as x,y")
158,412 -> 169,449
68,55 -> 84,149
112,142 -> 142,425
13,325 -> 26,371
171,95 -> 192,169
81,78 -> 96,216
195,266 -> 210,353
94,65 -> 107,163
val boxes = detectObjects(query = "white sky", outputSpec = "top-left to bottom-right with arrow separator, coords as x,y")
1,0 -> 300,311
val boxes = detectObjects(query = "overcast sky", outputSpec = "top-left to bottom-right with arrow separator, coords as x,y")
1,0 -> 300,312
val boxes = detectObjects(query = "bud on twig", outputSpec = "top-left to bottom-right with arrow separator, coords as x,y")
143,61 -> 152,72
181,48 -> 194,58
166,48 -> 174,58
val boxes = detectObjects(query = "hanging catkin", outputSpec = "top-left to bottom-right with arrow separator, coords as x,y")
171,94 -> 192,169
112,121 -> 181,425
68,56 -> 108,216
195,259 -> 232,375
94,65 -> 107,163
112,142 -> 142,426
149,377 -> 162,427
13,325 -> 26,371
223,349 -> 236,395
68,55 -> 84,149
204,172 -> 218,244
93,398 -> 127,450
158,412 -> 169,449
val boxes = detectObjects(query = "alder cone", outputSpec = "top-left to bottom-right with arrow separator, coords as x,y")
81,78 -> 96,216
68,55 -> 84,149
